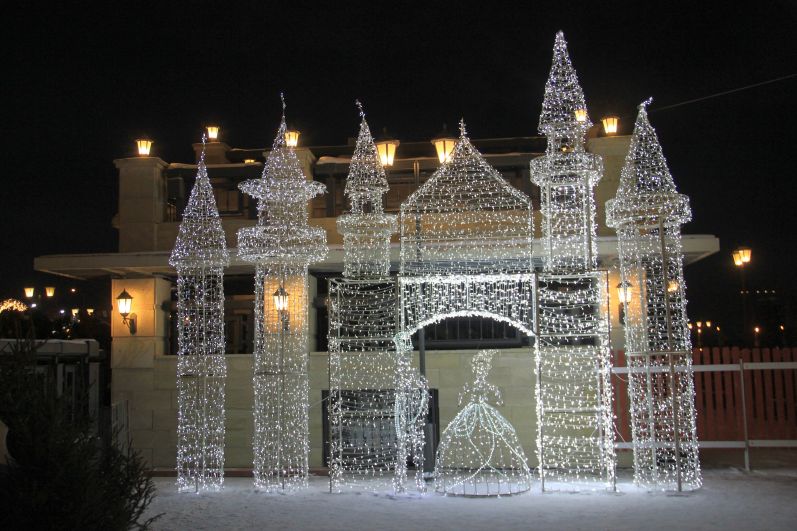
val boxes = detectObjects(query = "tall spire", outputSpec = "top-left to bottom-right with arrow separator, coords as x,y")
344,100 -> 389,200
538,31 -> 590,135
169,134 -> 229,268
607,99 -> 691,228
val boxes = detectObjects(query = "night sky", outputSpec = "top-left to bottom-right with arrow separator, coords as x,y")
3,1 -> 796,341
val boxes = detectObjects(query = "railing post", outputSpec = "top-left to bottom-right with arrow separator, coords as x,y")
739,358 -> 751,472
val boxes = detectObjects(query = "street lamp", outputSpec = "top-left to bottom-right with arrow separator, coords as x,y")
432,126 -> 457,164
733,247 -> 752,344
45,287 -> 55,298
24,287 -> 34,298
375,130 -> 399,168
206,125 -> 220,141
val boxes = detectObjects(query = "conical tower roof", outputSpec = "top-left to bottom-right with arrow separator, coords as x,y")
538,31 -> 590,134
606,99 -> 691,227
170,139 -> 229,268
239,97 -> 325,204
402,121 -> 532,214
344,102 -> 389,198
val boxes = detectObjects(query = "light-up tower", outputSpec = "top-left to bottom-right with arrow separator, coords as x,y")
169,137 -> 229,492
328,104 -> 401,491
531,32 -> 615,490
606,100 -> 701,491
238,99 -> 327,491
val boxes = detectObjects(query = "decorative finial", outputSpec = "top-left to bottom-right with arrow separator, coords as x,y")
355,99 -> 365,118
639,97 -> 653,111
199,133 -> 208,165
459,118 -> 467,137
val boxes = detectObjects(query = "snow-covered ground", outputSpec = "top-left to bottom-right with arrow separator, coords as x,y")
144,468 -> 797,530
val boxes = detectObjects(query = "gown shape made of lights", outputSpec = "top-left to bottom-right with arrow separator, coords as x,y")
435,350 -> 532,496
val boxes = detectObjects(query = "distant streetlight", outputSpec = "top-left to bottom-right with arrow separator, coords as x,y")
601,116 -> 619,135
24,287 -> 34,298
733,247 -> 752,344
45,286 -> 55,298
206,125 -> 220,141
136,139 -> 153,156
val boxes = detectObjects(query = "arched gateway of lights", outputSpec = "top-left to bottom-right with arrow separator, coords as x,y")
172,32 -> 701,495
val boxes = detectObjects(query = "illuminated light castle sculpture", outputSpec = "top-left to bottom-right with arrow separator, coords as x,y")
328,103 -> 405,492
531,31 -> 615,490
170,137 -> 230,492
237,98 -> 327,491
606,100 -> 701,491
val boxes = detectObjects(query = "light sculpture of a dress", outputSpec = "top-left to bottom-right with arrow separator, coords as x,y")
435,350 -> 532,496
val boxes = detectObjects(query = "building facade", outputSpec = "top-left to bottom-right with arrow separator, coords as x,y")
34,125 -> 718,470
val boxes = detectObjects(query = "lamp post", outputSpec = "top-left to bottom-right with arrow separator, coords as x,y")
733,247 -> 752,344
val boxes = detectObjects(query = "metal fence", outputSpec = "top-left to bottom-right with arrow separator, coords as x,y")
612,347 -> 797,469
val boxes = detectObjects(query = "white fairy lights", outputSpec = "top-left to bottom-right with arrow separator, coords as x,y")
169,136 -> 230,493
238,96 -> 327,491
606,99 -> 701,491
532,32 -> 615,490
435,349 -> 532,496
396,122 -> 535,492
328,103 -> 404,492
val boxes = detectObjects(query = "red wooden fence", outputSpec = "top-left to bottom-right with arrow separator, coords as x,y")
612,347 -> 797,446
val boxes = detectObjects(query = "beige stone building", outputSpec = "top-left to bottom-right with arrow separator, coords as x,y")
34,128 -> 719,470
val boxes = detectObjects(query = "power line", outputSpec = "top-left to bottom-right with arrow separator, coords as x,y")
651,73 -> 797,113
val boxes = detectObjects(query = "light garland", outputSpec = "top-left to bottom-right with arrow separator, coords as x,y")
328,103 -> 403,492
169,136 -> 229,493
0,299 -> 28,314
606,99 -> 701,491
532,32 -> 615,490
435,349 -> 532,496
238,96 -> 327,491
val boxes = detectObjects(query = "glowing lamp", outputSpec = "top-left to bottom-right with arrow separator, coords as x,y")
244,159 -> 256,164
273,286 -> 289,312
375,138 -> 400,168
737,247 -> 751,263
667,280 -> 679,293
136,139 -> 153,156
602,116 -> 619,135
87,308 -> 94,316
616,281 -> 632,304
285,130 -> 300,148
71,308 -> 79,318
706,320 -> 712,328
206,126 -> 220,141
754,326 -> 760,334
574,109 -> 588,122
24,287 -> 34,298
432,135 -> 456,164
116,289 -> 133,318
732,254 -> 743,266
45,286 -> 55,298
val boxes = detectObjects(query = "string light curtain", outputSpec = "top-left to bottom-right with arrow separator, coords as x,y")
606,99 -> 701,491
435,349 -> 532,496
532,32 -> 615,490
328,104 -> 403,492
238,97 -> 327,491
169,137 -> 230,492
